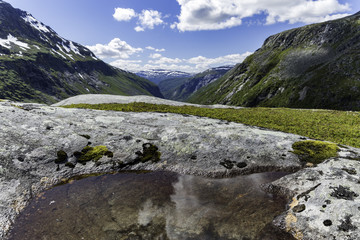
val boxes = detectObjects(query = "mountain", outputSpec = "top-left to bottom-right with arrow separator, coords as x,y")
189,12 -> 360,110
135,69 -> 192,85
0,1 -> 162,104
159,66 -> 233,101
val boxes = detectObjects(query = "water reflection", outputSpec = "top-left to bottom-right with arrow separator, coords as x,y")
8,171 -> 288,240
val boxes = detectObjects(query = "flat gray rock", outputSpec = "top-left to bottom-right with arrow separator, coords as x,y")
0,99 -> 301,238
51,94 -> 243,109
1,97 -> 360,239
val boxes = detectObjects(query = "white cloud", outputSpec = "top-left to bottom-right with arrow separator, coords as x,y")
134,26 -> 145,32
173,0 -> 351,31
86,38 -> 142,59
149,53 -> 162,59
110,59 -> 143,72
108,51 -> 252,73
187,52 -> 253,70
149,56 -> 183,65
146,46 -> 166,52
113,8 -> 136,21
137,10 -> 164,30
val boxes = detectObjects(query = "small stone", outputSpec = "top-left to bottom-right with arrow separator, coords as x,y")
293,204 -> 306,213
323,220 -> 332,226
237,162 -> 247,168
123,136 -> 133,141
220,160 -> 234,169
190,155 -> 197,160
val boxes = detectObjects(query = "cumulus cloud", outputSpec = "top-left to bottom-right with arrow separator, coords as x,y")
138,10 -> 164,30
149,53 -> 162,59
113,8 -> 136,21
146,46 -> 166,52
86,38 -> 142,59
173,0 -> 351,31
149,56 -> 183,65
113,8 -> 164,31
188,52 -> 253,70
110,59 -> 143,72
109,51 -> 253,73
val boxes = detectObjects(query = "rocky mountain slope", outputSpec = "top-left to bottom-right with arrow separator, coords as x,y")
0,1 -> 162,104
189,12 -> 360,110
135,69 -> 192,85
160,66 -> 232,101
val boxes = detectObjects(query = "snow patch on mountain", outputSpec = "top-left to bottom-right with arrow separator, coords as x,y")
0,34 -> 29,50
22,13 -> 51,33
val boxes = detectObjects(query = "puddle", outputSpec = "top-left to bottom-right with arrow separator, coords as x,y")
8,171 -> 291,240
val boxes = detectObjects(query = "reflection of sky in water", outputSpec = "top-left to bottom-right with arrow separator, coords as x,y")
9,171 -> 288,240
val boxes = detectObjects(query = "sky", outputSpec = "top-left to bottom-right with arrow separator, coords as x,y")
5,0 -> 360,73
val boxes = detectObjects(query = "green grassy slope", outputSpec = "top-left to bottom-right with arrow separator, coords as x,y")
189,12 -> 360,111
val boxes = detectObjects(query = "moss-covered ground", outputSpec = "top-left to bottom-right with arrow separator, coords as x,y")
63,102 -> 360,148
292,140 -> 339,164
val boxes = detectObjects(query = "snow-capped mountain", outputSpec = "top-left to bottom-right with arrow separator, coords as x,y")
0,0 -> 162,103
159,66 -> 233,101
135,69 -> 193,85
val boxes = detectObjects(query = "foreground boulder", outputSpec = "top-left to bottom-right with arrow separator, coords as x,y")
1,96 -> 360,239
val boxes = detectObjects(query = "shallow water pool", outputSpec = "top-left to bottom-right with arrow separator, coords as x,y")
8,171 -> 291,240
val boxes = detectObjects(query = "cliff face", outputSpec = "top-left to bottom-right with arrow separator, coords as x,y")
189,12 -> 360,110
0,1 -> 162,104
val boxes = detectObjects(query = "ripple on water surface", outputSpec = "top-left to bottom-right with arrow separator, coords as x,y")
8,171 -> 293,240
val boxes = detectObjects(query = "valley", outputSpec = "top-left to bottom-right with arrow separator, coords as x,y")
1,0 -> 360,240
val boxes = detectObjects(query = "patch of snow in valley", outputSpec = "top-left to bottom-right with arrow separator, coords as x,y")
78,73 -> 84,79
33,45 -> 41,50
0,34 -> 30,50
22,13 -> 51,33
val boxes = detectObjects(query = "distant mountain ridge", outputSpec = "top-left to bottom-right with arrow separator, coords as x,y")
189,12 -> 360,110
0,0 -> 162,103
159,66 -> 233,101
135,69 -> 193,85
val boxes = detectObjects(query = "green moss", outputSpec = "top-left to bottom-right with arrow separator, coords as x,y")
65,162 -> 75,168
136,143 -> 161,163
76,145 -> 113,164
55,150 -> 68,164
292,140 -> 339,164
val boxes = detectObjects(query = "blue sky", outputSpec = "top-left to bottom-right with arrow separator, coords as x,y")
5,0 -> 360,73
